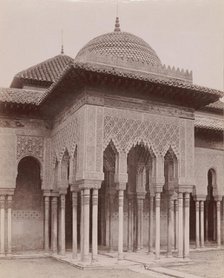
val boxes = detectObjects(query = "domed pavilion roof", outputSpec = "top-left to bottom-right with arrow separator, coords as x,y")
75,17 -> 162,74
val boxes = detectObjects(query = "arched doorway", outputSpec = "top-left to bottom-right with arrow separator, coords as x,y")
205,169 -> 216,243
13,156 -> 43,251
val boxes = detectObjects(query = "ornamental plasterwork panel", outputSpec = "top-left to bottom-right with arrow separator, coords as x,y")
52,114 -> 79,162
103,107 -> 180,157
17,135 -> 44,162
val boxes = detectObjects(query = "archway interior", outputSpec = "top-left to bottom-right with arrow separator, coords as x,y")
205,169 -> 216,242
100,142 -> 116,250
127,143 -> 154,251
162,148 -> 178,247
13,156 -> 43,251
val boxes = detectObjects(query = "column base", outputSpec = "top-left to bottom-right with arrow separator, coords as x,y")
72,253 -> 78,260
81,255 -> 90,262
167,252 -> 172,258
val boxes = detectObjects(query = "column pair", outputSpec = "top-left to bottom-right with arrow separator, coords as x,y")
195,197 -> 205,249
177,192 -> 190,258
0,195 -> 13,256
79,186 -> 99,262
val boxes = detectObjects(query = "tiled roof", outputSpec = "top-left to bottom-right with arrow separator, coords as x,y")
11,54 -> 73,86
0,88 -> 46,105
203,100 -> 224,112
72,62 -> 224,98
195,116 -> 224,131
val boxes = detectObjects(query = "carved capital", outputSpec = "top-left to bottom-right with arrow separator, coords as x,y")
83,189 -> 90,205
0,195 -> 5,209
195,200 -> 200,211
7,195 -> 12,209
72,192 -> 78,207
60,194 -> 66,209
155,192 -> 161,208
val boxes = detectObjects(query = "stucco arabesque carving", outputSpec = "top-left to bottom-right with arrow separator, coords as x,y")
17,135 -> 44,163
103,109 -> 180,159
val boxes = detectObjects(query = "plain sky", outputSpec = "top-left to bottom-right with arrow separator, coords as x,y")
0,0 -> 223,90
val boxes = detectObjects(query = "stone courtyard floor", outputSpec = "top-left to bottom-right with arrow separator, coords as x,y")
0,249 -> 223,278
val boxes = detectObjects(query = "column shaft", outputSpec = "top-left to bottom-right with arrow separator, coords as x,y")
51,196 -> 58,253
155,192 -> 160,259
184,193 -> 190,258
44,196 -> 50,252
118,190 -> 124,259
174,199 -> 178,250
200,201 -> 204,248
92,189 -> 98,261
0,195 -> 5,255
195,200 -> 200,248
137,197 -> 144,250
72,192 -> 78,259
109,193 -> 113,252
178,192 -> 183,258
127,196 -> 133,252
167,195 -> 174,257
7,196 -> 12,255
205,201 -> 208,242
148,195 -> 154,254
59,194 -> 66,255
80,190 -> 84,258
217,201 -> 221,247
82,188 -> 90,262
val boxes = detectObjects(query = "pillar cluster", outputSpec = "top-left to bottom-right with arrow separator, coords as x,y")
0,192 -> 14,257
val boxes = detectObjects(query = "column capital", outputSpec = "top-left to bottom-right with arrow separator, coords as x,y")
194,194 -> 206,201
136,191 -> 146,200
51,190 -> 59,197
43,190 -> 51,197
76,179 -> 103,190
115,182 -> 127,191
214,195 -> 223,202
0,195 -> 5,208
177,185 -> 193,193
0,189 -> 14,196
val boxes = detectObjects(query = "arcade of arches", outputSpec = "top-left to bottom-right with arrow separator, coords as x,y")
1,143 -> 223,263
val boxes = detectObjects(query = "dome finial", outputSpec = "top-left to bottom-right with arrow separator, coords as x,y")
114,17 -> 121,32
61,29 -> 64,54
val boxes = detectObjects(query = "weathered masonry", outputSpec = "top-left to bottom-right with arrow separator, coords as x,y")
0,18 -> 224,262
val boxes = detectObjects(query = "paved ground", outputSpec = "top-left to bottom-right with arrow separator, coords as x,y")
0,249 -> 223,278
167,249 -> 224,278
0,258 -> 150,278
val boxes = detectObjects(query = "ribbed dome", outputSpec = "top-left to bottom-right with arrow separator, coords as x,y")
75,26 -> 162,73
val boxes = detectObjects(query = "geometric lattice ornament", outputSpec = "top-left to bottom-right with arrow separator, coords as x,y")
104,113 -> 179,157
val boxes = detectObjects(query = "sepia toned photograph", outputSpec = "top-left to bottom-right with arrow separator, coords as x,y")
0,0 -> 223,277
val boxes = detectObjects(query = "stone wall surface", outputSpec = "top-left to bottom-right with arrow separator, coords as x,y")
195,147 -> 224,196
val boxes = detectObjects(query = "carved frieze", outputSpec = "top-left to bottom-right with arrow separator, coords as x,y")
17,135 -> 44,162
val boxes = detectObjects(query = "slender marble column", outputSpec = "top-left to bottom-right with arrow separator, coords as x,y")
178,193 -> 183,258
109,193 -> 113,252
59,194 -> 66,255
92,189 -> 98,261
200,201 -> 204,248
82,189 -> 90,262
44,196 -> 50,252
195,200 -> 200,248
7,196 -> 12,255
213,202 -> 216,242
51,196 -> 58,254
167,194 -> 174,257
148,195 -> 154,254
127,195 -> 134,252
0,195 -> 5,255
216,201 -> 221,247
155,192 -> 161,259
80,190 -> 84,258
174,199 -> 178,250
205,201 -> 209,242
184,193 -> 190,258
72,192 -> 78,259
118,190 -> 124,260
137,193 -> 145,251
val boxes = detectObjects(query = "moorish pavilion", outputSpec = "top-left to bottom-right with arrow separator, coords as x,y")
0,18 -> 224,263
